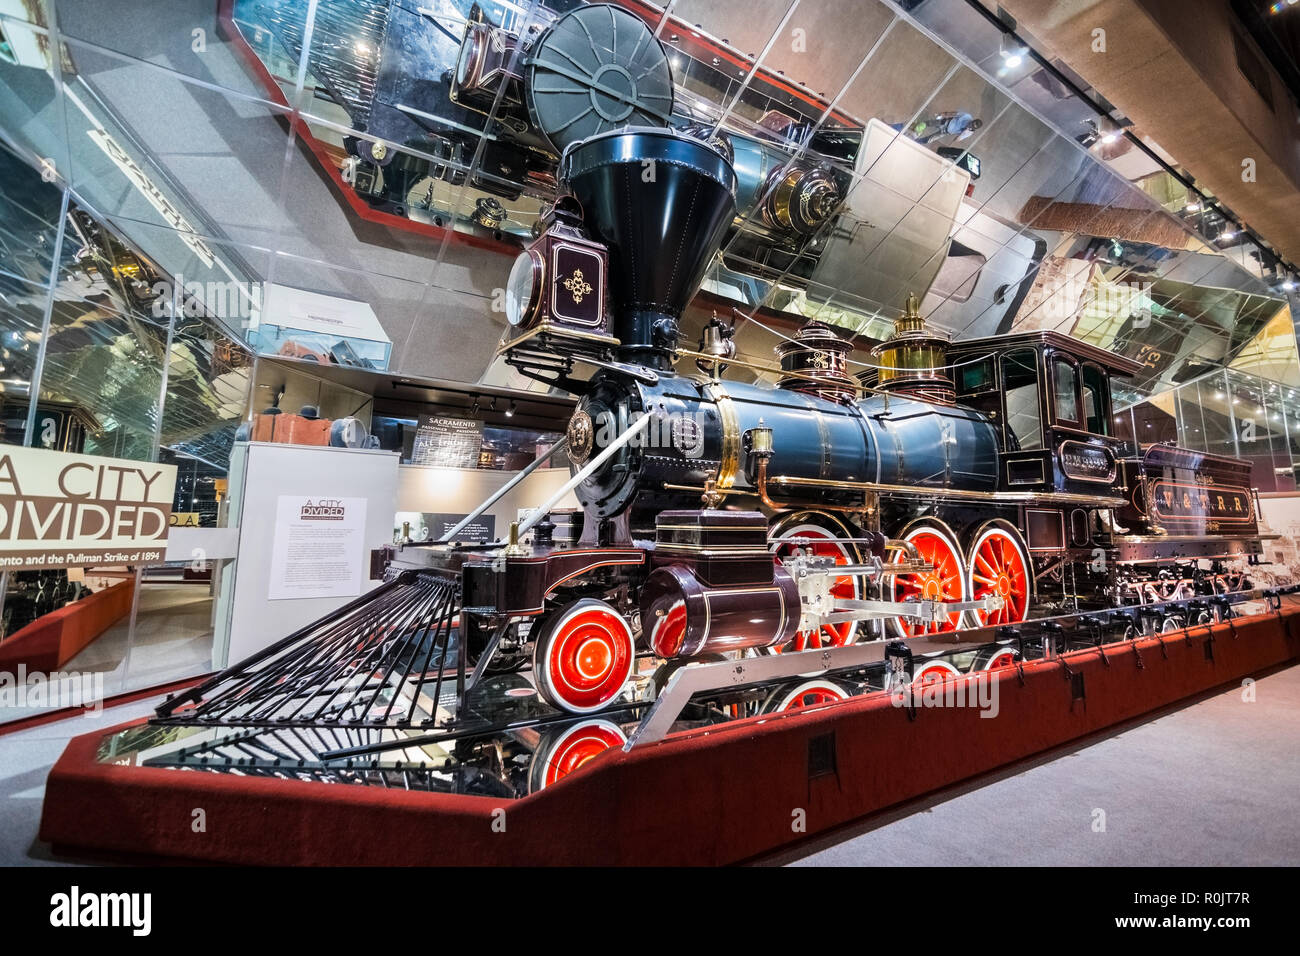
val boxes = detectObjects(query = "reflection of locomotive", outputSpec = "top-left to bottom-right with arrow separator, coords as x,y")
254,1 -> 857,269
380,125 -> 1263,713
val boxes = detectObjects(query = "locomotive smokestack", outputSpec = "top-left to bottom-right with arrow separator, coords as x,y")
560,128 -> 737,369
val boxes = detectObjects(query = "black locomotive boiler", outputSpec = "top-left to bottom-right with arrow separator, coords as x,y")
367,125 -> 1265,716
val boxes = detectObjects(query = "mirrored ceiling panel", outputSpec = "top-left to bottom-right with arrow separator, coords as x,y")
0,0 -> 1293,401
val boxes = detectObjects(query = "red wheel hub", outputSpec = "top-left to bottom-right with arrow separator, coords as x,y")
986,650 -> 1016,669
892,526 -> 967,637
913,661 -> 960,684
532,719 -> 627,791
536,603 -> 634,713
772,681 -> 848,711
968,527 -> 1030,627
544,723 -> 625,788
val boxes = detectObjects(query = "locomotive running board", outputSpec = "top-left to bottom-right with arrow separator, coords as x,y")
627,620 -> 992,750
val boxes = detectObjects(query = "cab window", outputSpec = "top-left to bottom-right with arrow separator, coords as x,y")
1053,357 -> 1080,425
957,355 -> 996,395
1001,349 -> 1043,450
1082,363 -> 1109,435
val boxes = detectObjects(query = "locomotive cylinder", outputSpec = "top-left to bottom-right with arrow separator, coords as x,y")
640,563 -> 801,657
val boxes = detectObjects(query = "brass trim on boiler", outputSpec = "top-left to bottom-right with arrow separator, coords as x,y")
757,467 -> 1128,509
702,379 -> 741,489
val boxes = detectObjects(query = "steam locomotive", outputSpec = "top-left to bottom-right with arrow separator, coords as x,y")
370,124 -> 1263,717
146,6 -> 1269,795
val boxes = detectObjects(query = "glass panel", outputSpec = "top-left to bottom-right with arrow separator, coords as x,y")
1175,382 -> 1206,452
1200,374 -> 1238,462
1053,357 -> 1078,424
1002,349 -> 1041,450
55,0 -> 288,104
1082,363 -> 1108,435
0,139 -> 61,448
956,354 -> 996,395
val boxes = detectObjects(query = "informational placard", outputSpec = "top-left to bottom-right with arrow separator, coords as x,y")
268,495 -> 367,601
0,446 -> 177,569
395,511 -> 496,544
410,416 -> 484,468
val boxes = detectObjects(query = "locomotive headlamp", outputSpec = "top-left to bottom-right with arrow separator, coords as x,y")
505,249 -> 542,327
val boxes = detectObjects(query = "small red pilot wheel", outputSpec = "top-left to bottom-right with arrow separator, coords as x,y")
981,647 -> 1018,670
532,598 -> 635,714
911,659 -> 962,685
965,523 -> 1032,627
765,679 -> 850,713
528,719 -> 628,792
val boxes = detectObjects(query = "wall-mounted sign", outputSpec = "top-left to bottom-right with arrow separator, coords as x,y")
0,447 -> 177,569
410,416 -> 484,468
394,511 -> 496,544
268,495 -> 367,600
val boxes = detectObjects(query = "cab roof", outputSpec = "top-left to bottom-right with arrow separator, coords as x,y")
947,329 -> 1146,378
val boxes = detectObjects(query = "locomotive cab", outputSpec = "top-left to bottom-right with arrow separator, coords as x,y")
948,331 -> 1141,499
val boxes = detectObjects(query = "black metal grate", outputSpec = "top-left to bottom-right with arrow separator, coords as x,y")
155,570 -> 461,730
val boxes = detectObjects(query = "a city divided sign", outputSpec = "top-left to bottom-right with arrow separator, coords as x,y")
0,447 -> 178,570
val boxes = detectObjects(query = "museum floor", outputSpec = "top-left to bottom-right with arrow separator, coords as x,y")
0,585 -> 214,726
2,664 -> 1297,867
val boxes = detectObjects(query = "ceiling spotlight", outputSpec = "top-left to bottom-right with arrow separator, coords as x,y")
1219,229 -> 1237,242
998,35 -> 1027,70
1101,130 -> 1121,145
1184,201 -> 1201,213
505,401 -> 516,418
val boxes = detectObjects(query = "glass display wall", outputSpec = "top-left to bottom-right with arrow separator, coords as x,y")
0,136 -> 255,704
3,0 -> 1296,396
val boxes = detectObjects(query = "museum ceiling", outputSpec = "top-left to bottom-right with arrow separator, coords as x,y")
0,0 -> 1295,418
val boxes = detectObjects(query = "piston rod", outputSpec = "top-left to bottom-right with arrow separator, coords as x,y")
516,411 -> 652,536
437,436 -> 568,542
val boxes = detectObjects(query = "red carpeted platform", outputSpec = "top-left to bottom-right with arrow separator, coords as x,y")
38,607 -> 1300,865
0,579 -> 135,680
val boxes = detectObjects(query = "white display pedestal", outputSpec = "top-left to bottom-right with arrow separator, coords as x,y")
212,442 -> 399,668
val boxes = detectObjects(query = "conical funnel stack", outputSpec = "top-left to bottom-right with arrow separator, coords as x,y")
560,128 -> 737,367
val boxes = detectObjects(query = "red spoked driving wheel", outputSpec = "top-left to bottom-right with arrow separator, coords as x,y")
771,519 -> 861,651
533,598 -> 635,714
890,521 -> 970,638
982,648 -> 1018,670
966,523 -> 1032,627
